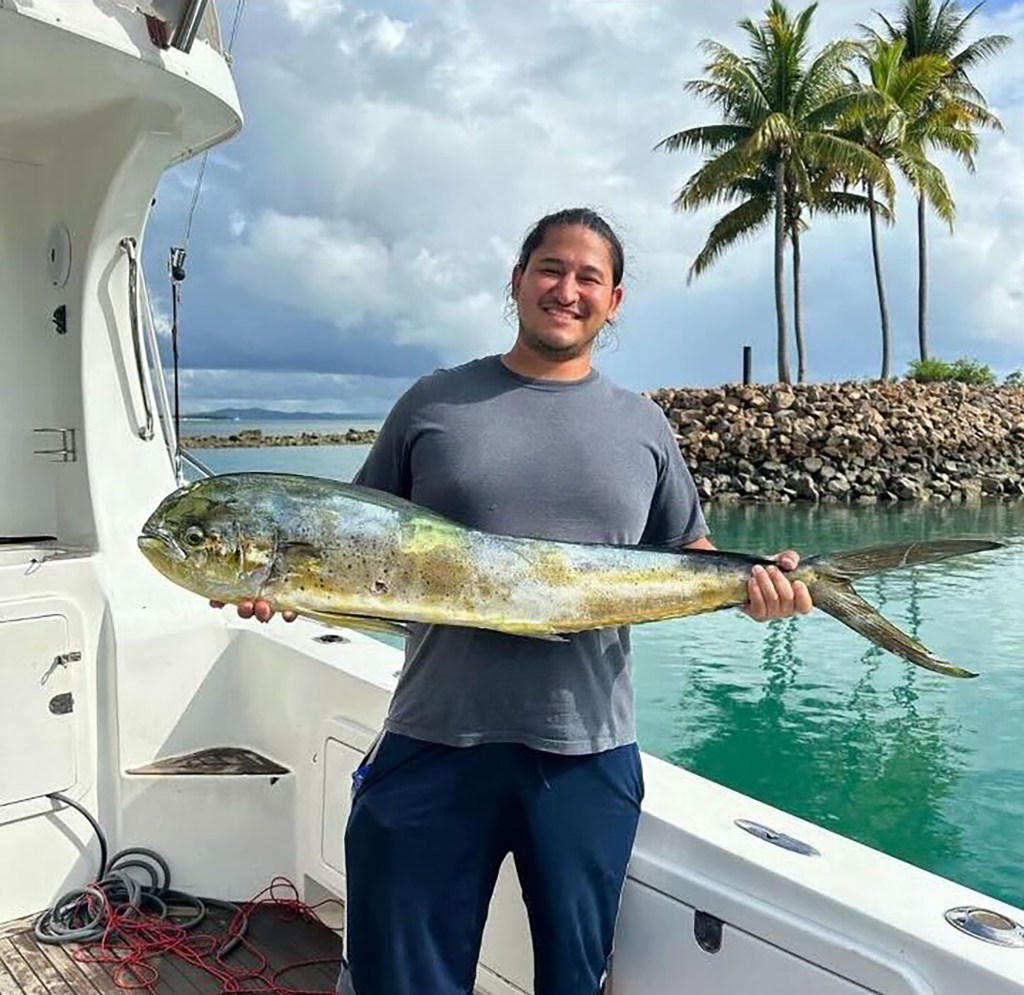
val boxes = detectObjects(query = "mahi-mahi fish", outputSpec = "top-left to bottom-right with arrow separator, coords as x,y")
137,472 -> 1003,679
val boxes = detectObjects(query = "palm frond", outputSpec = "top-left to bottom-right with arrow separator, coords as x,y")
793,39 -> 857,116
805,87 -> 883,130
684,76 -> 770,126
953,33 -> 1014,72
688,196 -> 774,282
802,132 -> 895,197
749,112 -> 798,152
814,189 -> 895,223
672,144 -> 765,211
655,124 -> 753,155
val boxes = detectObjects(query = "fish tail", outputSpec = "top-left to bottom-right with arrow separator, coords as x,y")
807,578 -> 977,679
801,539 -> 1002,679
803,538 -> 1002,581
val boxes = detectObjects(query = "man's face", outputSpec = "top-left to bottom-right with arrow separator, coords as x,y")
511,224 -> 623,362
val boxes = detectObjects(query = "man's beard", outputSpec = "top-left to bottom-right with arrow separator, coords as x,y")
518,323 -> 602,360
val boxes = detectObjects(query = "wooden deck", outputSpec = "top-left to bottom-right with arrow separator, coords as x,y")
0,906 -> 343,995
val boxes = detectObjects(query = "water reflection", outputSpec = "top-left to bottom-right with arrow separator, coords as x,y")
666,601 -> 967,874
635,499 -> 1024,907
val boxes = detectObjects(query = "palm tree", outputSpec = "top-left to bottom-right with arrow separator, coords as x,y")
873,0 -> 1010,361
658,1 -> 889,383
685,166 -> 880,384
847,38 -> 957,378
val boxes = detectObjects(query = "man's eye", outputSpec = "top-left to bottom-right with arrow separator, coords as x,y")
183,526 -> 205,547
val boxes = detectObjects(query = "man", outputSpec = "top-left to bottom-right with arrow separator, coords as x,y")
221,208 -> 812,994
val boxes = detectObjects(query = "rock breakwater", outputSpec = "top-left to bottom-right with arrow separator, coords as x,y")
181,427 -> 378,448
646,380 -> 1024,504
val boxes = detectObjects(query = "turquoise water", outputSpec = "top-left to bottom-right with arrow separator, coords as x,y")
192,439 -> 1024,909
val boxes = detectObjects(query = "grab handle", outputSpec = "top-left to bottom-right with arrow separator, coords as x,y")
119,236 -> 154,441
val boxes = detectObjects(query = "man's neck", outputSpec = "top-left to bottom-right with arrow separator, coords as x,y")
501,342 -> 594,382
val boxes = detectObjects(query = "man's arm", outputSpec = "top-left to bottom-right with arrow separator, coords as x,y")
685,536 -> 813,623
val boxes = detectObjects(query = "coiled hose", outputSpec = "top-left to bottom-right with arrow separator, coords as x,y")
34,791 -> 248,956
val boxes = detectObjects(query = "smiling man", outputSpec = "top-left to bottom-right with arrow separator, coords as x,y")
222,207 -> 811,995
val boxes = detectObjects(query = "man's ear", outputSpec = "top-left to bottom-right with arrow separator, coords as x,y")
510,266 -> 523,299
607,284 -> 624,322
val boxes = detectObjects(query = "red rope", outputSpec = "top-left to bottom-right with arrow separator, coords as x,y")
70,877 -> 344,995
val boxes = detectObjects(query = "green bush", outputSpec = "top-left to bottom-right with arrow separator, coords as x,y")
907,358 -> 995,385
1005,370 -> 1024,387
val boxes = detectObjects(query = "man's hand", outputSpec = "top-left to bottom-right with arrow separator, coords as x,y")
210,599 -> 298,623
742,550 -> 813,622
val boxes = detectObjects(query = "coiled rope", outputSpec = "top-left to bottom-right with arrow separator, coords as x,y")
34,792 -> 342,995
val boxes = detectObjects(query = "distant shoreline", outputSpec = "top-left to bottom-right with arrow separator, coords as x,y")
181,427 -> 378,448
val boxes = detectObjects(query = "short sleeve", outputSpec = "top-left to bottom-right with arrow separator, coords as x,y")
640,412 -> 708,546
352,382 -> 420,497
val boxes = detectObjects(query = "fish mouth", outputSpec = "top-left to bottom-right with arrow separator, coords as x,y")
138,524 -> 187,562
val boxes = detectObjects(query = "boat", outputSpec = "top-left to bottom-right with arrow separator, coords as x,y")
1,2 -> 1022,992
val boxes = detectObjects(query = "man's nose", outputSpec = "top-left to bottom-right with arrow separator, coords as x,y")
552,274 -> 578,303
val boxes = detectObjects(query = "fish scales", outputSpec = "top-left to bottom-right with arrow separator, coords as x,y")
138,472 -> 1004,678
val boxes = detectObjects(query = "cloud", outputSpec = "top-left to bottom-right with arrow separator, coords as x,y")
177,369 -> 407,414
142,0 -> 1024,411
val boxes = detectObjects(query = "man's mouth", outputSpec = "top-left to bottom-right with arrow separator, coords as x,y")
543,306 -> 581,320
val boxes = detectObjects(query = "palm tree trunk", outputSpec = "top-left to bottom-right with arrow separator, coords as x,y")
917,194 -> 929,362
868,184 -> 891,380
774,155 -> 791,384
792,224 -> 805,384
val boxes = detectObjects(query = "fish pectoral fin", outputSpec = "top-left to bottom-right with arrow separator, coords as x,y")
524,632 -> 570,643
809,579 -> 977,679
298,608 -> 412,638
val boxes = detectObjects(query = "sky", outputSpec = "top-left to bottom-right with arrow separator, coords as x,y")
142,0 -> 1024,414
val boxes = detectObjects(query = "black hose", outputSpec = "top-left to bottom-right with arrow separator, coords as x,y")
35,792 -> 248,956
47,791 -> 108,879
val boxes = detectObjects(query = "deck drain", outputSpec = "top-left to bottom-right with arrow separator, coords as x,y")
945,907 -> 1024,947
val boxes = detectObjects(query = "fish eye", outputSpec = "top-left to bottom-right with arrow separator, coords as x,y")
183,525 -> 206,547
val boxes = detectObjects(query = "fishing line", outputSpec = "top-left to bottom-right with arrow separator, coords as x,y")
169,0 -> 249,478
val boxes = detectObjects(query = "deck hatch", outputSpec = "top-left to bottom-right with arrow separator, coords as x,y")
0,614 -> 75,808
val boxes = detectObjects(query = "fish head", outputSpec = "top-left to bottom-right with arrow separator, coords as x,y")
138,475 -> 279,602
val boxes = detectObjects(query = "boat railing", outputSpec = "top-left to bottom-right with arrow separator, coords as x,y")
179,448 -> 215,479
106,1 -> 224,55
120,236 -> 205,484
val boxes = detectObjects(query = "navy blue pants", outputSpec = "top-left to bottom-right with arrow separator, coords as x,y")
337,733 -> 644,995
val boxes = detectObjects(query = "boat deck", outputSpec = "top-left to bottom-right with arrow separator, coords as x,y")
0,906 -> 343,995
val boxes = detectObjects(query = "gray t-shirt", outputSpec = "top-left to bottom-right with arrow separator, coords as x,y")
353,355 -> 707,754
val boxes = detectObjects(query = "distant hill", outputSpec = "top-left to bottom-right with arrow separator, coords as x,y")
182,407 -> 384,421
